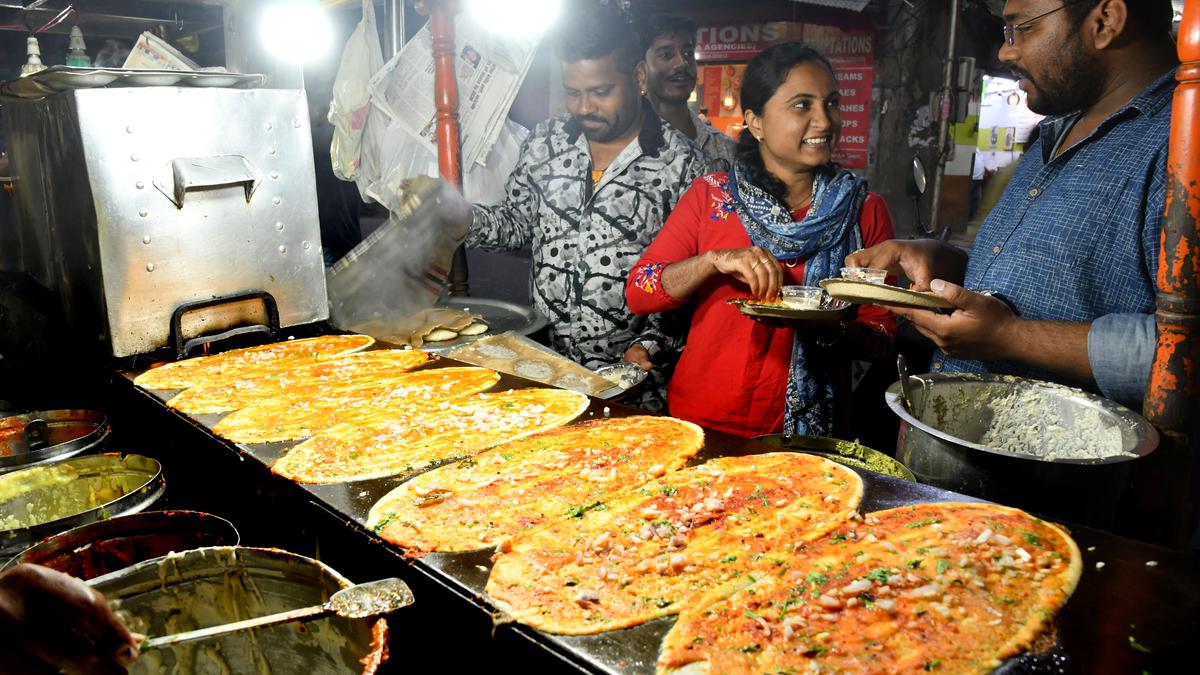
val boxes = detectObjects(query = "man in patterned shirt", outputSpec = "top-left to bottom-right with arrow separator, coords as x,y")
637,14 -> 738,172
469,4 -> 705,409
849,0 -> 1177,409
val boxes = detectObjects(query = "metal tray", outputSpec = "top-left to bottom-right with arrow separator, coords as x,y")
0,66 -> 266,100
0,409 -> 110,474
0,454 -> 165,559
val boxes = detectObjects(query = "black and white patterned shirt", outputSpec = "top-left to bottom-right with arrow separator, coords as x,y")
470,102 -> 706,375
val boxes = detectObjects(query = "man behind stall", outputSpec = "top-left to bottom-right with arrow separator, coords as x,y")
849,0 -> 1178,409
638,14 -> 738,171
469,3 -> 705,409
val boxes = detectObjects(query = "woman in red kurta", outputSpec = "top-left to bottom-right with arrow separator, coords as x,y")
626,43 -> 895,438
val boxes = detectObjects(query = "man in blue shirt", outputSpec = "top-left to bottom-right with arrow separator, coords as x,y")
851,0 -> 1178,409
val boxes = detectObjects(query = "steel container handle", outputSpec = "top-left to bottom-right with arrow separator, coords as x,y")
153,156 -> 259,208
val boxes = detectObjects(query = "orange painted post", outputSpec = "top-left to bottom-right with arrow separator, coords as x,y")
429,0 -> 469,295
1143,0 -> 1200,546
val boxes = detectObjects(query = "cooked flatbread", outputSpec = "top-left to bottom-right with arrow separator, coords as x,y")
166,349 -> 432,415
275,389 -> 591,483
657,502 -> 1082,675
485,453 -> 863,635
367,416 -> 704,556
211,367 -> 500,443
134,335 -> 375,390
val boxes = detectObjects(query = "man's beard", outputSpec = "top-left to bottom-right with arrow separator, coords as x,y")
653,71 -> 697,104
576,107 -> 638,143
1011,41 -> 1106,116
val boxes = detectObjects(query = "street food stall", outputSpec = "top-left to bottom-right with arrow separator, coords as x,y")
1,1 -> 1199,674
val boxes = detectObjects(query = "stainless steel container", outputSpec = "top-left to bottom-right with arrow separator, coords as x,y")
2,87 -> 328,357
885,373 -> 1158,528
4,510 -> 239,579
0,453 -> 165,558
0,409 -> 110,474
755,434 -> 915,481
90,546 -> 388,674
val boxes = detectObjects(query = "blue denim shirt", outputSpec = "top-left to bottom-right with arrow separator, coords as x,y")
933,70 -> 1175,402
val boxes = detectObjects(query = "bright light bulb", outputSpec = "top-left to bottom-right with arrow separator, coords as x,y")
723,94 -> 735,109
260,1 -> 332,63
465,0 -> 561,37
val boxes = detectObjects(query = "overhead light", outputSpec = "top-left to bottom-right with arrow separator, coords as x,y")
260,1 -> 332,63
465,0 -> 561,37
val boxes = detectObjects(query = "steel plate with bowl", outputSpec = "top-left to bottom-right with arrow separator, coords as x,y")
755,434 -> 915,480
0,409 -> 110,474
593,362 -> 649,401
885,372 -> 1158,528
0,454 -> 165,559
4,510 -> 239,579
728,290 -> 855,321
821,277 -> 954,310
89,546 -> 388,673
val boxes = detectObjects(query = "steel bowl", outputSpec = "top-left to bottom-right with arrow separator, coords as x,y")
4,510 -> 238,579
0,409 -> 110,474
755,434 -> 915,481
0,454 -> 165,559
89,546 -> 389,674
885,373 -> 1159,528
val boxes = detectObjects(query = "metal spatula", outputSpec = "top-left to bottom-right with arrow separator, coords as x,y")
140,577 -> 414,651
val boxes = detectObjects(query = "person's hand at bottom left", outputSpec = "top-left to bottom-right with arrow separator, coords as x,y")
0,564 -> 141,674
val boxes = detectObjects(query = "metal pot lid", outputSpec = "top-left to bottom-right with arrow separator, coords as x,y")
4,510 -> 238,580
885,372 -> 1159,465
0,410 -> 110,474
0,454 -> 165,559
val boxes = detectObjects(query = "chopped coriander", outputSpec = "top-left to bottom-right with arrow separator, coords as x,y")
720,555 -> 738,563
1128,635 -> 1151,653
906,558 -> 924,569
830,533 -> 847,544
937,560 -> 951,576
924,659 -> 942,670
864,568 -> 891,584
1023,532 -> 1042,547
735,645 -> 762,653
662,486 -> 679,496
907,518 -> 943,529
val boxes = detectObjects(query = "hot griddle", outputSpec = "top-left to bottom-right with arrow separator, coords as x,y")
113,346 -> 1198,674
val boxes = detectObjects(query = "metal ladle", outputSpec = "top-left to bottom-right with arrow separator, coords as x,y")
897,354 -> 916,413
140,577 -> 414,651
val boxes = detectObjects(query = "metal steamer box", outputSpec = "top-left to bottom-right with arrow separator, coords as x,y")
3,87 -> 327,357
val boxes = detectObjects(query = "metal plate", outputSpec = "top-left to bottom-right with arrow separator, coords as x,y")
821,278 -> 954,309
0,454 -> 165,559
0,409 -> 110,474
0,67 -> 266,100
727,296 -> 855,320
417,296 -> 547,354
593,363 -> 649,401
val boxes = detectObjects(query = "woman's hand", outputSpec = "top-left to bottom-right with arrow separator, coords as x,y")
708,247 -> 783,301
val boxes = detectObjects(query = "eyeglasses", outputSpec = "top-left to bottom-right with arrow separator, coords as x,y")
1002,0 -> 1087,46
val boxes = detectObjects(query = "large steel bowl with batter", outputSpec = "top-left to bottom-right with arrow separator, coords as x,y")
885,373 -> 1158,528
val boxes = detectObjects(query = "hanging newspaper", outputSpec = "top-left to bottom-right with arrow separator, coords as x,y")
368,14 -> 539,169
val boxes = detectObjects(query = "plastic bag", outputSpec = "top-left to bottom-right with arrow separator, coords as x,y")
329,0 -> 384,188
372,118 -> 529,208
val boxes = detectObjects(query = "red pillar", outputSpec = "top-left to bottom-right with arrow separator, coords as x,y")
1143,0 -> 1200,545
428,0 -> 469,295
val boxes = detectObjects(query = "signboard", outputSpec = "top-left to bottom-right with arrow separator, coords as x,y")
695,22 -> 802,62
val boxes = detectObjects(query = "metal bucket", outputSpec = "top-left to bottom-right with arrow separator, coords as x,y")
755,434 -> 915,481
90,546 -> 389,674
885,373 -> 1158,528
0,409 -> 110,474
0,454 -> 165,559
4,510 -> 238,579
